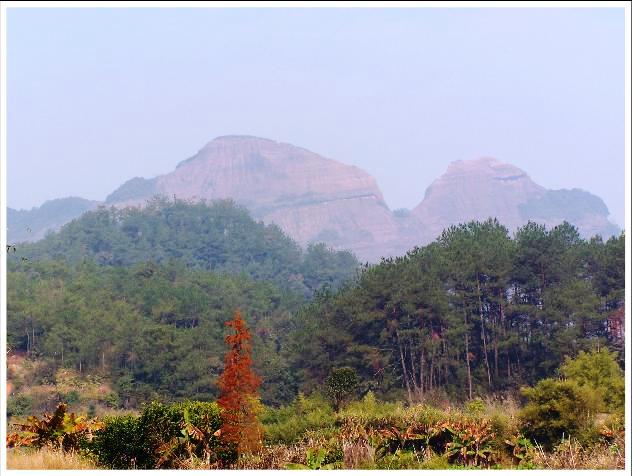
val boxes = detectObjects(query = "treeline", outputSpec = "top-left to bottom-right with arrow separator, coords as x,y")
8,200 -> 362,408
7,260 -> 298,407
12,198 -> 359,298
7,201 -> 625,409
289,220 -> 625,401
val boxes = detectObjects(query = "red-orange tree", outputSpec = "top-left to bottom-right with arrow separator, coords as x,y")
217,310 -> 263,456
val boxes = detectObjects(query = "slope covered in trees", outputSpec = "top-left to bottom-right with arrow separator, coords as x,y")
289,220 -> 625,401
12,199 -> 359,297
7,260 -> 299,407
6,213 -> 625,470
7,214 -> 624,414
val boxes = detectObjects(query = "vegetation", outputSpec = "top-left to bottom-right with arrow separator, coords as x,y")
6,201 -> 625,469
290,220 -> 625,401
7,259 -> 298,407
217,310 -> 263,456
9,352 -> 625,469
519,349 -> 624,449
11,199 -> 359,297
7,447 -> 99,470
6,402 -> 102,451
91,401 -> 227,469
326,367 -> 359,410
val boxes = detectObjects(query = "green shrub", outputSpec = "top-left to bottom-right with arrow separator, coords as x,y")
61,390 -> 81,406
261,393 -> 336,444
7,394 -> 34,418
519,379 -> 600,449
464,398 -> 486,417
400,403 -> 449,428
559,349 -> 624,413
90,400 -> 228,469
91,415 -> 148,469
375,449 -> 424,469
419,453 -> 450,469
325,367 -> 358,410
138,400 -> 228,468
103,393 -> 120,409
285,447 -> 344,469
338,391 -> 401,425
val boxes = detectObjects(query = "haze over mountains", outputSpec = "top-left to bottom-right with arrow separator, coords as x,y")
8,135 -> 620,261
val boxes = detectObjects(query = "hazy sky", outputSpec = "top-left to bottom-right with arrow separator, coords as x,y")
7,7 -> 626,227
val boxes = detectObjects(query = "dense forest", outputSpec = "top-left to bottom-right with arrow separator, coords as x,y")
290,220 -> 625,401
8,201 -> 624,409
6,201 -> 626,469
13,198 -> 359,297
7,200 -> 358,408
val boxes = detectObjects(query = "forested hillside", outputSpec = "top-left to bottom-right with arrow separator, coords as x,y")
7,200 -> 362,411
12,198 -> 359,297
7,260 -> 303,407
290,220 -> 625,400
8,206 -> 624,412
6,211 -> 626,470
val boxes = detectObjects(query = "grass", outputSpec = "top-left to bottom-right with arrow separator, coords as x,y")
7,448 -> 99,470
532,434 -> 625,470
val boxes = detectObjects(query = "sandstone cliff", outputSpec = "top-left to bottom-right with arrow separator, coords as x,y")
413,157 -> 619,242
10,137 -> 620,261
107,135 -> 404,261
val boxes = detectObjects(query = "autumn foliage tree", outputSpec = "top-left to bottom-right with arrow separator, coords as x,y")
217,310 -> 263,456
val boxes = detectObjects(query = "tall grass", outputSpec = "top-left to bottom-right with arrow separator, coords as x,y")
533,434 -> 625,470
7,448 -> 98,470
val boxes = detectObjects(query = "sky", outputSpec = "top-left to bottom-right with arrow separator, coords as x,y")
6,7 -> 626,227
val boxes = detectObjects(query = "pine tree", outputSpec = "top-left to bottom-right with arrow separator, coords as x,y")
217,310 -> 263,456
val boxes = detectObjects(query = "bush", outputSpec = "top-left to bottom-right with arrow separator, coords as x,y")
103,393 -> 120,409
90,400 -> 228,469
90,415 -> 148,469
325,367 -> 358,410
375,449 -> 424,469
139,400 -> 228,468
7,394 -> 34,418
559,349 -> 624,413
338,391 -> 401,425
519,379 -> 600,449
464,398 -> 486,417
60,390 -> 80,406
261,393 -> 336,444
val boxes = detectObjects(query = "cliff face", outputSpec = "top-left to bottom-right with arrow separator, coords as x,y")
413,158 -> 546,241
108,135 -> 403,261
413,158 -> 619,242
11,137 -> 620,260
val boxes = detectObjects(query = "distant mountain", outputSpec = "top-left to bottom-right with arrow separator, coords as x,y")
7,197 -> 98,243
412,158 -> 620,243
106,136 -> 405,261
8,137 -> 621,260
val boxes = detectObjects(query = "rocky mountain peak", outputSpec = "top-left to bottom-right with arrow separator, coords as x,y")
9,140 -> 620,261
415,158 -> 545,239
107,136 -> 398,261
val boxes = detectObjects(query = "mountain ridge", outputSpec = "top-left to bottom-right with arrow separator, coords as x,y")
8,136 -> 621,260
